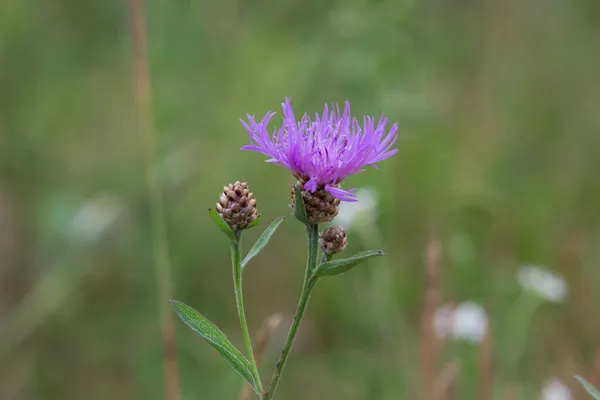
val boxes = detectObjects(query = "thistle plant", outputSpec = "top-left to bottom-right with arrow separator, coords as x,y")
171,99 -> 398,399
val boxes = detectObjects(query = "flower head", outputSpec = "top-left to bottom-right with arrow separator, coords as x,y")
241,98 -> 398,202
216,181 -> 258,231
319,226 -> 348,255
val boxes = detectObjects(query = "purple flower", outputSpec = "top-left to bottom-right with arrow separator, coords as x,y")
240,98 -> 398,202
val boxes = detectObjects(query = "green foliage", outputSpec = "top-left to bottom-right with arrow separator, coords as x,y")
292,186 -> 308,224
3,0 -> 600,398
245,214 -> 262,230
208,208 -> 236,242
576,376 -> 600,399
170,301 -> 260,396
242,216 -> 285,269
314,250 -> 384,277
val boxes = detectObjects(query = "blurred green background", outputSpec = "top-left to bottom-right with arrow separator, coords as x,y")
1,0 -> 600,399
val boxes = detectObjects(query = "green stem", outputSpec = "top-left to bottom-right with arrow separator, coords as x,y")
264,223 -> 320,400
231,235 -> 264,395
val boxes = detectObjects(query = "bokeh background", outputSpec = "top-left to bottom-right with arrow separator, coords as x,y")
2,0 -> 600,399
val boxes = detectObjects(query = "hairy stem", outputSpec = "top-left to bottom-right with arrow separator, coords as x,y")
231,236 -> 264,395
264,223 -> 319,400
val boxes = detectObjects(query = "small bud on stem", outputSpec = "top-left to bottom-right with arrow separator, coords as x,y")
216,181 -> 258,231
319,226 -> 348,254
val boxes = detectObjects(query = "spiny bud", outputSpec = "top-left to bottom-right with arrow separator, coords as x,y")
319,226 -> 348,255
216,181 -> 258,231
291,178 -> 341,224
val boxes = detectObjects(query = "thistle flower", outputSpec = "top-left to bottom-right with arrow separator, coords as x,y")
216,181 -> 258,231
240,98 -> 398,203
319,226 -> 348,255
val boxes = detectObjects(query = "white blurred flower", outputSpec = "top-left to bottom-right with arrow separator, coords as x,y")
541,378 -> 572,400
433,301 -> 488,344
433,304 -> 455,340
335,188 -> 378,230
70,193 -> 124,244
452,301 -> 488,343
517,265 -> 568,303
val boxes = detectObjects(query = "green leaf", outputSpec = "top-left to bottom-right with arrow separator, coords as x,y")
208,209 -> 236,242
246,214 -> 261,230
242,217 -> 285,269
576,376 -> 600,399
292,185 -> 308,223
314,249 -> 385,277
171,300 -> 259,395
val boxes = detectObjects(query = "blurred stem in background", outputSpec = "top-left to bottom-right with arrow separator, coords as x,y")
128,1 -> 181,399
420,231 -> 443,400
505,293 -> 542,380
0,255 -> 91,359
348,205 -> 411,396
239,314 -> 283,400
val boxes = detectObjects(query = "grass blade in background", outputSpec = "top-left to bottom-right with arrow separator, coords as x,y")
576,376 -> 600,399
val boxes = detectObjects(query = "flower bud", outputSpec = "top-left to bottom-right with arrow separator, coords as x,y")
319,226 -> 348,254
291,178 -> 341,224
216,181 -> 258,231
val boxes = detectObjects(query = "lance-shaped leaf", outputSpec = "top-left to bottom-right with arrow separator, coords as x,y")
292,186 -> 308,223
242,217 -> 285,269
576,376 -> 600,399
245,214 -> 261,230
171,301 -> 259,395
314,249 -> 384,277
208,208 -> 236,242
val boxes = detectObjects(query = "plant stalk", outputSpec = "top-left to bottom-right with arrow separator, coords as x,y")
231,235 -> 264,395
263,223 -> 319,400
128,1 -> 180,399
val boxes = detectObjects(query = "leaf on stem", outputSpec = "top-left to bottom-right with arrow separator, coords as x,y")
576,376 -> 600,399
293,186 -> 308,223
246,214 -> 261,230
242,217 -> 285,269
208,208 -> 236,241
171,300 -> 260,396
314,249 -> 385,277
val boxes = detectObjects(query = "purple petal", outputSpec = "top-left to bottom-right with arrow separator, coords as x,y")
325,185 -> 357,202
304,178 -> 318,192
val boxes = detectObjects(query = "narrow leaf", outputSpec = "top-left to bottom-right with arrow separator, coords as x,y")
246,214 -> 261,230
315,249 -> 385,277
293,185 -> 308,223
171,300 -> 259,395
208,209 -> 236,242
242,217 -> 285,269
576,376 -> 600,399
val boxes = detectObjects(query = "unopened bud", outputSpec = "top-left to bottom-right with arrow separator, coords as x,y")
319,226 -> 348,254
216,181 -> 258,231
